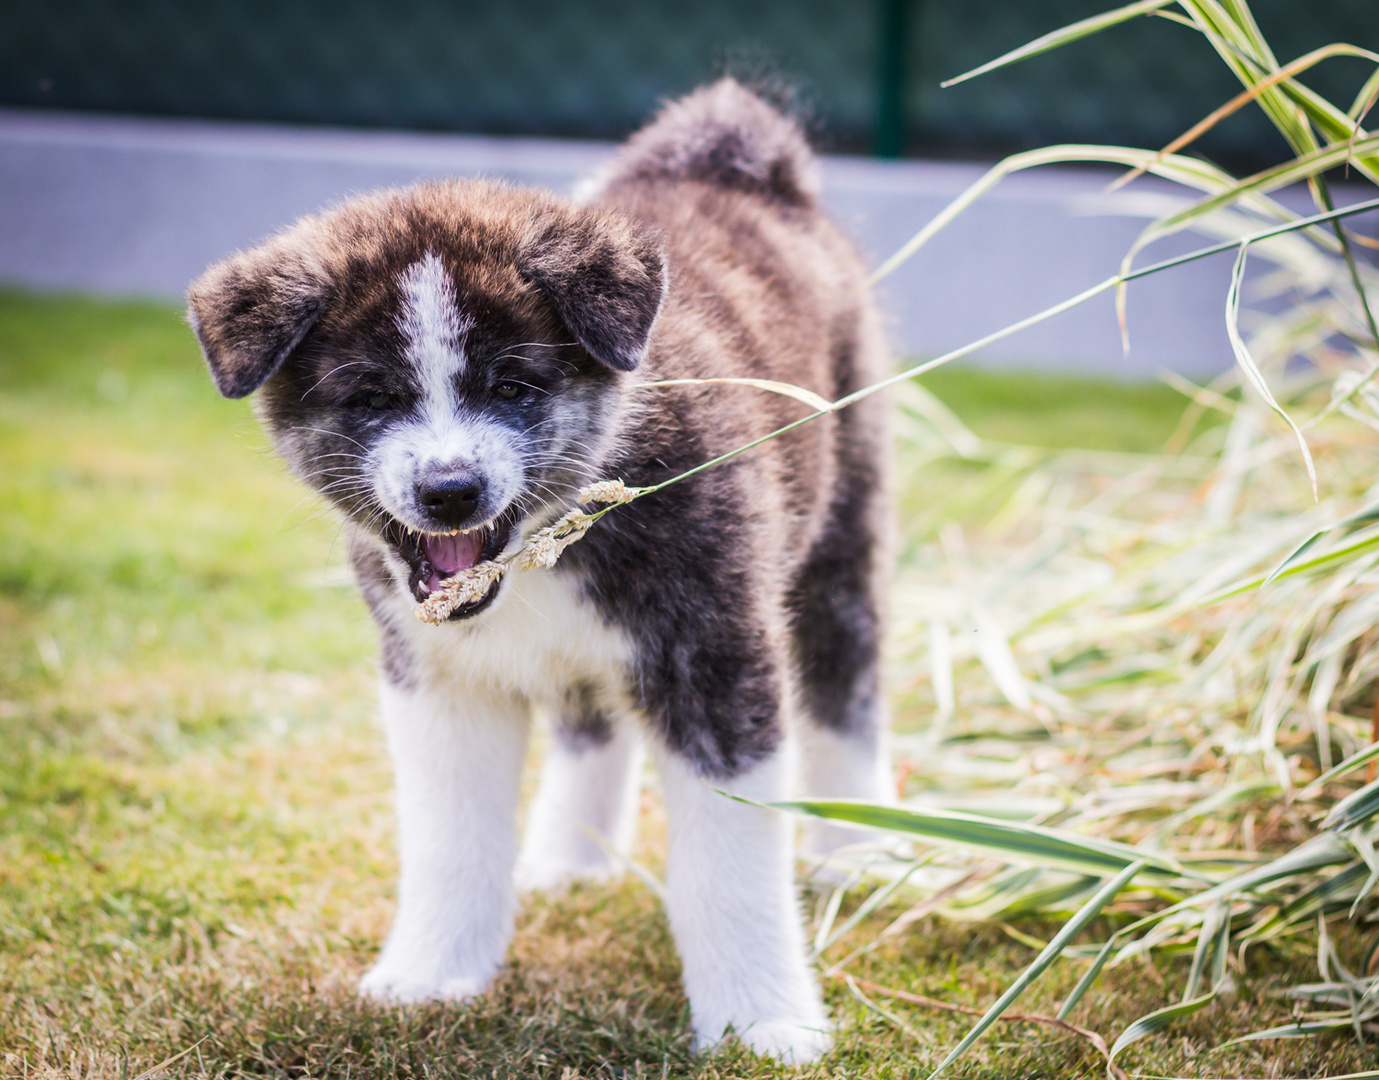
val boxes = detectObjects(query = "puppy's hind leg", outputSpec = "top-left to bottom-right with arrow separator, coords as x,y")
517,708 -> 643,891
788,461 -> 894,859
656,739 -> 830,1064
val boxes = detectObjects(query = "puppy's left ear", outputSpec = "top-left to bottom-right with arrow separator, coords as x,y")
521,207 -> 666,371
187,240 -> 330,399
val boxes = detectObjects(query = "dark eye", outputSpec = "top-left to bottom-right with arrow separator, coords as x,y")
493,381 -> 524,400
350,392 -> 395,411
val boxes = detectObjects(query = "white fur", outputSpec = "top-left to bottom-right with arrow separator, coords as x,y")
377,551 -> 635,706
397,251 -> 472,401
655,742 -> 831,1062
358,678 -> 530,1003
375,253 -> 525,532
355,529 -> 845,1063
797,721 -> 895,859
371,414 -> 525,532
516,715 -> 644,891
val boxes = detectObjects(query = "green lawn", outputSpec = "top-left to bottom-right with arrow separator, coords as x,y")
0,291 -> 1366,1079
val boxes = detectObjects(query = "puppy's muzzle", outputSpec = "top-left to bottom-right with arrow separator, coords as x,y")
418,468 -> 484,529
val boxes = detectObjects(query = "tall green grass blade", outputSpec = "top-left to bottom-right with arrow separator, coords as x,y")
811,858 -> 931,960
867,143 -> 1303,285
1265,499 -> 1379,586
1204,528 -> 1379,602
1224,241 -> 1317,495
1120,832 -> 1354,938
1057,933 -> 1119,1019
765,799 -> 1179,876
1323,779 -> 1379,832
1147,134 -> 1379,239
1220,1017 -> 1361,1044
1246,863 -> 1369,941
925,859 -> 1147,1079
1110,43 -> 1379,192
1183,901 -> 1230,1001
1109,992 -> 1217,1065
1348,864 -> 1379,919
940,0 -> 1173,88
1306,743 -> 1379,794
1190,832 -> 1354,904
1352,66 -> 1379,120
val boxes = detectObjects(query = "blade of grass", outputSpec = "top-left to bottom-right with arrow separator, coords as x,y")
924,859 -> 1147,1079
1220,1017 -> 1364,1044
1224,240 -> 1317,496
1119,832 -> 1354,939
939,0 -> 1174,88
1183,900 -> 1230,1001
642,377 -> 833,413
760,798 -> 1179,876
1108,992 -> 1218,1066
835,975 -> 1129,1080
1264,499 -> 1379,586
1108,44 -> 1379,191
1304,743 -> 1379,795
1058,933 -> 1119,1019
1323,779 -> 1379,832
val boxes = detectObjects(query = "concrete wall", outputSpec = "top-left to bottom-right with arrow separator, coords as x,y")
4,107 -> 1359,379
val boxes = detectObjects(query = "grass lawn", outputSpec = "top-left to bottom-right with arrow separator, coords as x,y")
0,291 -> 1370,1079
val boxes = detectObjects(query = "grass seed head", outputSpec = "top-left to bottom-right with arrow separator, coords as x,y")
577,479 -> 639,506
513,512 -> 592,571
416,560 -> 507,624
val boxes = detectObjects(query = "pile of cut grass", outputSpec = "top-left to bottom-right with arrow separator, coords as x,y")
1,291 -> 1370,1078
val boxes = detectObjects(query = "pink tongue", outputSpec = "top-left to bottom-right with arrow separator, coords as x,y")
423,531 -> 485,582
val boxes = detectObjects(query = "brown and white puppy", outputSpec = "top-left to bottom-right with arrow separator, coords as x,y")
187,79 -> 892,1063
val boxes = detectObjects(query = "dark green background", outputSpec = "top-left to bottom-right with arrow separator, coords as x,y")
3,0 -> 1375,164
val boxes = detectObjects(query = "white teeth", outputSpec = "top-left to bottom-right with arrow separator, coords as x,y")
420,524 -> 489,538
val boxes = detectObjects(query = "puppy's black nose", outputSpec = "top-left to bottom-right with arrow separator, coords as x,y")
418,471 -> 483,527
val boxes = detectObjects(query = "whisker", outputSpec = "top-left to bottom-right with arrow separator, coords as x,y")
301,360 -> 374,400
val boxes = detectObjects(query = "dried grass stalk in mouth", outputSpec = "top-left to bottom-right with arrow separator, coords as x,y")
576,479 -> 641,507
415,480 -> 643,623
510,479 -> 644,573
415,560 -> 508,625
512,511 -> 592,571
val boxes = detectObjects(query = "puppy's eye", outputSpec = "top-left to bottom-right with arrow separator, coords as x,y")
493,381 -> 524,400
349,392 -> 396,411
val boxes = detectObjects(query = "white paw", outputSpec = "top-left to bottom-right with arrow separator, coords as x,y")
699,1019 -> 833,1064
357,965 -> 489,1005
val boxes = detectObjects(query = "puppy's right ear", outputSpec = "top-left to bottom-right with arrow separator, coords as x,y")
187,244 -> 329,399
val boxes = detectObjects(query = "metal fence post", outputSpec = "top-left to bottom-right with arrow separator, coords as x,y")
874,0 -> 910,157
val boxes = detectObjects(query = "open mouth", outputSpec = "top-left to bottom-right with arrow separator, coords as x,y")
385,517 -> 514,620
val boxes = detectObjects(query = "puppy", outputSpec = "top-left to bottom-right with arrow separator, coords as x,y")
187,79 -> 892,1062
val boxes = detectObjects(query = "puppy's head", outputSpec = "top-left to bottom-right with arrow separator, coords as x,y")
187,180 -> 665,619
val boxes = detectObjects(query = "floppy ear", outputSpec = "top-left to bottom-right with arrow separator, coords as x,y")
520,207 -> 666,371
186,242 -> 329,399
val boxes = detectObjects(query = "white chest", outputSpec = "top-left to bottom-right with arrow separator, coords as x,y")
388,568 -> 633,712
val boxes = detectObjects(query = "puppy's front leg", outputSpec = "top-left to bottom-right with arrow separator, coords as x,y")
360,679 -> 530,1004
656,742 -> 830,1063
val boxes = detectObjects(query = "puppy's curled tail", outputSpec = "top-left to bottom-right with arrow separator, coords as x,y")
580,78 -> 820,208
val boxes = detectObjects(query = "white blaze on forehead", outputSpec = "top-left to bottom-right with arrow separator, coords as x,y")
397,252 -> 473,408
